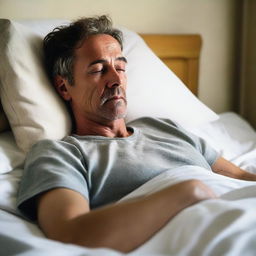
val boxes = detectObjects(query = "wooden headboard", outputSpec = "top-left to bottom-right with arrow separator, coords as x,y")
0,34 -> 202,133
140,34 -> 202,96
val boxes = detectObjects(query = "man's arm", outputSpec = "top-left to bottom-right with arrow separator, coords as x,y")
37,179 -> 216,253
212,156 -> 256,181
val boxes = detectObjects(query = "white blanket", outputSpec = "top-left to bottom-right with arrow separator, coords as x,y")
1,167 -> 256,256
121,166 -> 256,255
1,112 -> 256,255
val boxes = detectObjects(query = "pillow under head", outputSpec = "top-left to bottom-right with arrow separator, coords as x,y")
0,19 -> 218,153
0,19 -> 71,152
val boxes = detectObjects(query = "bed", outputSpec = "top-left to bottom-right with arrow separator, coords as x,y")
0,19 -> 256,256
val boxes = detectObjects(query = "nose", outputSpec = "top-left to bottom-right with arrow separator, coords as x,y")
106,67 -> 123,88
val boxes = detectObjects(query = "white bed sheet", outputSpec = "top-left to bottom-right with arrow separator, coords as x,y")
0,112 -> 256,256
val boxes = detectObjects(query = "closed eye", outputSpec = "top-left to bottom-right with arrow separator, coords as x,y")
115,63 -> 126,73
91,69 -> 104,74
116,68 -> 126,72
89,67 -> 106,74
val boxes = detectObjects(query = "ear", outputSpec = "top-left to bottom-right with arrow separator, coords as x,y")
54,75 -> 72,101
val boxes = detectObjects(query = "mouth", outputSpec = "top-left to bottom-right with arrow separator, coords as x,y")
106,96 -> 125,102
100,87 -> 127,106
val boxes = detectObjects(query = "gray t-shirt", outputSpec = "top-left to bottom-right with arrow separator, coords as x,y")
17,117 -> 219,220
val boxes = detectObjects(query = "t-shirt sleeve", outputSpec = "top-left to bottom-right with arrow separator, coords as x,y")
195,135 -> 220,166
17,139 -> 89,221
170,120 -> 220,166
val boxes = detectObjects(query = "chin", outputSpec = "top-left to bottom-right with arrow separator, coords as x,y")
99,104 -> 127,121
109,112 -> 127,121
102,110 -> 127,121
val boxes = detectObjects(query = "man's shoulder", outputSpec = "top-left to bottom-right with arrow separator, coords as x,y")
29,136 -> 78,155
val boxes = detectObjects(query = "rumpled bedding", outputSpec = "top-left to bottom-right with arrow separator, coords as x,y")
121,166 -> 256,256
0,112 -> 256,256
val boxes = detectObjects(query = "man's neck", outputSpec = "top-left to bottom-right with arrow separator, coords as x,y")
74,117 -> 131,138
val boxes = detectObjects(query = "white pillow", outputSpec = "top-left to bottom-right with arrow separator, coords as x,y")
0,131 -> 25,174
0,19 -> 72,152
0,19 -> 218,152
121,28 -> 218,126
190,112 -> 256,161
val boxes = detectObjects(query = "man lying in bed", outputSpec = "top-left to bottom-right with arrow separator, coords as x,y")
17,15 -> 256,253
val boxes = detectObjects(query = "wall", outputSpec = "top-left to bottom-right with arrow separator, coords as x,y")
0,0 -> 239,114
239,0 -> 256,128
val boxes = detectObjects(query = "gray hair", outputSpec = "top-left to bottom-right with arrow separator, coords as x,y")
43,15 -> 123,85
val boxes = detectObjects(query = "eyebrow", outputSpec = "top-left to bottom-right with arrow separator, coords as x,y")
88,56 -> 128,67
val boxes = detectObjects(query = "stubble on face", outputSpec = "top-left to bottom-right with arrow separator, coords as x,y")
71,34 -> 128,123
98,86 -> 127,121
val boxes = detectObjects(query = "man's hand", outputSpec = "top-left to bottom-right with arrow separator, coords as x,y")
38,179 -> 216,253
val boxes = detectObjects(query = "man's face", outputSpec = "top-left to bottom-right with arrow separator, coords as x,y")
62,34 -> 127,123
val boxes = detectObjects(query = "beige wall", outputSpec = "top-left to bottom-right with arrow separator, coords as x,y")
0,0 -> 239,113
239,0 -> 256,128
